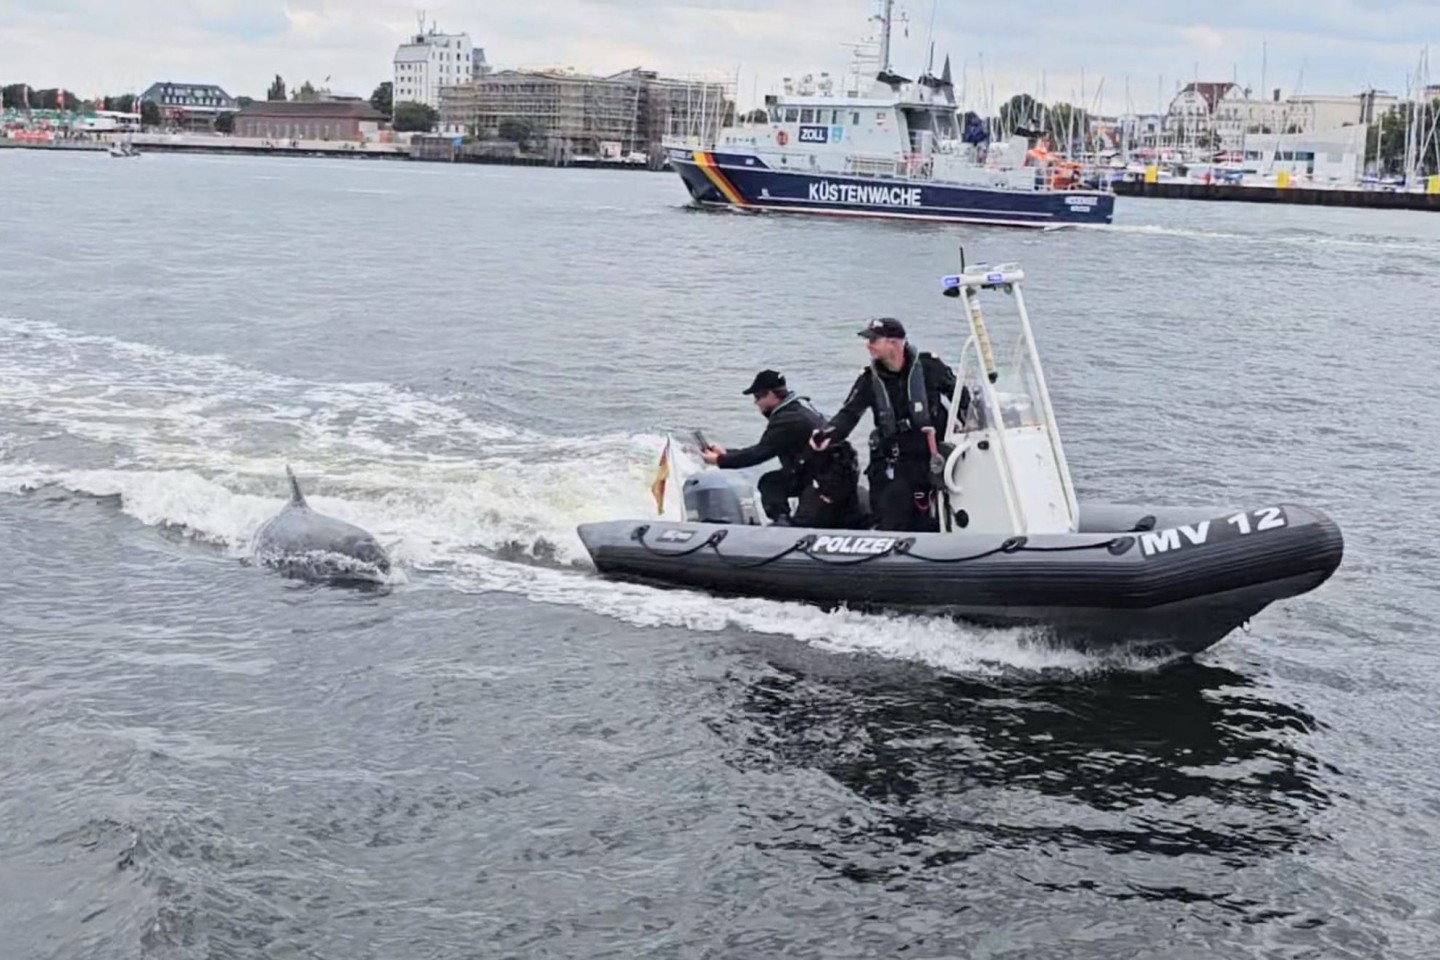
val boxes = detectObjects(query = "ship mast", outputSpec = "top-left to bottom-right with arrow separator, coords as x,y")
876,0 -> 894,75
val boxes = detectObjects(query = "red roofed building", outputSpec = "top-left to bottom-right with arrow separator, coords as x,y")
233,100 -> 386,141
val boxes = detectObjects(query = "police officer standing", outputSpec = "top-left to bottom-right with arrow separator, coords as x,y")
701,369 -> 860,527
810,318 -> 965,532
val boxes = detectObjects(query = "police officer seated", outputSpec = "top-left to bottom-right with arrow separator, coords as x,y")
810,318 -> 968,532
701,369 -> 863,528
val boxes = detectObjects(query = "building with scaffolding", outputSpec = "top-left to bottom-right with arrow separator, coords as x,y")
438,68 -> 732,163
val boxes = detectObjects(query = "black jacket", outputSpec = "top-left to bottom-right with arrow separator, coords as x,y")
716,392 -> 826,476
823,346 -> 965,460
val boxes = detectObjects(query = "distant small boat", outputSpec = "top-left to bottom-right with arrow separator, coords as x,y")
108,140 -> 140,158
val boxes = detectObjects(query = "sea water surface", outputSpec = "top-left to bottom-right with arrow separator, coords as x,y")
1,150 -> 1438,958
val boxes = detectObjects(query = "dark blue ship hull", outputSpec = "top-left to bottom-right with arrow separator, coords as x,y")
669,147 -> 1114,228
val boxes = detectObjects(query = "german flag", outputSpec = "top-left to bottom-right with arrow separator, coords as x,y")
650,435 -> 672,515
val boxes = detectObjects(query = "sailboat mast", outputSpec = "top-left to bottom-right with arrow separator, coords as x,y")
1376,107 -> 1385,176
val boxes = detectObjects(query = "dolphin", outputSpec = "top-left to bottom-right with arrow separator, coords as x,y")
250,466 -> 391,584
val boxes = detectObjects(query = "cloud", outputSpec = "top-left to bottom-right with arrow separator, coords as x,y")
1175,25 -> 1229,52
193,2 -> 291,43
0,0 -> 1432,108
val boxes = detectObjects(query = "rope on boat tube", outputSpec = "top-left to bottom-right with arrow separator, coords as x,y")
900,535 -> 1132,561
630,526 -> 729,558
631,526 -> 809,568
631,527 -> 898,569
631,526 -> 1137,567
896,541 -> 1008,564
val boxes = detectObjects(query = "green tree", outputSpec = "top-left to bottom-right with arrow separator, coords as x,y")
1,84 -> 84,110
1044,102 -> 1090,153
999,93 -> 1041,135
105,93 -> 139,113
214,112 -> 235,134
292,80 -> 319,102
1367,107 -> 1406,174
236,95 -> 255,109
267,75 -> 286,101
742,107 -> 768,124
1366,100 -> 1440,176
369,81 -> 393,117
33,88 -> 81,110
392,100 -> 438,132
140,100 -> 162,128
497,116 -> 534,147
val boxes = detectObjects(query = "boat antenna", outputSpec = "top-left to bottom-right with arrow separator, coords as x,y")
924,0 -> 938,74
942,247 -> 967,298
876,0 -> 894,75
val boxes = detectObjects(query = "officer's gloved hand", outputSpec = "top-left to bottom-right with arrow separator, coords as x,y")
810,428 -> 833,451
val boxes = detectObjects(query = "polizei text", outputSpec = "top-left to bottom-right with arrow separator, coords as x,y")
810,535 -> 897,555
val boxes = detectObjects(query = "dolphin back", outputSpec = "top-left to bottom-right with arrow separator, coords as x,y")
252,471 -> 390,583
286,464 -> 307,507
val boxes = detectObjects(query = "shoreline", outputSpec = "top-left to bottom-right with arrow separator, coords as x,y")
1113,178 -> 1440,212
0,134 -> 665,171
8,138 -> 1433,204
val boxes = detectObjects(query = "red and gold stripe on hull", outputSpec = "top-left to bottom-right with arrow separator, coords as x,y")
691,151 -> 748,207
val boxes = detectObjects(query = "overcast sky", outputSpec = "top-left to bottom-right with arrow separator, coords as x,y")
1,0 -> 1434,112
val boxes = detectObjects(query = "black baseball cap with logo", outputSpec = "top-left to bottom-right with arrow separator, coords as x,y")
742,369 -> 787,395
858,317 -> 907,340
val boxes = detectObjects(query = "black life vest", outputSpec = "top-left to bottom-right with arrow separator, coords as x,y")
868,345 -> 932,442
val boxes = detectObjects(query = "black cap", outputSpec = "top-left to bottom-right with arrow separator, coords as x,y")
858,317 -> 907,341
742,369 -> 786,396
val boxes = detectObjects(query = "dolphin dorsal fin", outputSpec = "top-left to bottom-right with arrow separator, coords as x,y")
285,464 -> 307,506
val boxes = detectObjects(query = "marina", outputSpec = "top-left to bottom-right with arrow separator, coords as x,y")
5,13 -> 1436,210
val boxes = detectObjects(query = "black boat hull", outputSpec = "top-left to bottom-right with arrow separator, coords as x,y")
576,502 -> 1344,656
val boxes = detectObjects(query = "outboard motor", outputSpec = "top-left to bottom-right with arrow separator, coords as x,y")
683,472 -> 761,525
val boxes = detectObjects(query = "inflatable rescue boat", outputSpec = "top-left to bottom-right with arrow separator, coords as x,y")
577,261 -> 1343,656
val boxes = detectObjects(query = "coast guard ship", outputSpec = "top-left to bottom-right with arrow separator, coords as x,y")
664,1 -> 1114,229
